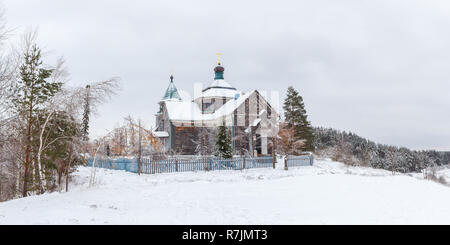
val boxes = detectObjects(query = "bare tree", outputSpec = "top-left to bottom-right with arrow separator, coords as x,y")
387,146 -> 399,175
0,6 -> 16,121
85,78 -> 121,115
0,5 -> 7,42
192,127 -> 216,156
89,134 -> 110,187
0,116 -> 24,199
36,77 -> 120,191
276,122 -> 305,156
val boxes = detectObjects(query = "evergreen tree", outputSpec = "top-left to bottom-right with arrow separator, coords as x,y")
33,110 -> 81,191
313,127 -> 448,173
81,84 -> 90,141
215,121 -> 233,159
283,86 -> 315,152
12,44 -> 61,197
106,144 -> 111,157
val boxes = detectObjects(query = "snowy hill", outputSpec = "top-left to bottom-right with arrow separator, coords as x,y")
0,159 -> 449,225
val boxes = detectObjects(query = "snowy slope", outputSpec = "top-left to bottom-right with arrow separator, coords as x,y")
0,159 -> 449,225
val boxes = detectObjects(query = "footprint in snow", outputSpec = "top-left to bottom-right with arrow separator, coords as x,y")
89,204 -> 98,209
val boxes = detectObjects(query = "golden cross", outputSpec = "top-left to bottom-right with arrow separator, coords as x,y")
170,69 -> 174,76
216,53 -> 223,65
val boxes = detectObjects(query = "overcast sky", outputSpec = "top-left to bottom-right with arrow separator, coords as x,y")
2,0 -> 449,151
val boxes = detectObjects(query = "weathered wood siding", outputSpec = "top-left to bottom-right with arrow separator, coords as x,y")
160,90 -> 279,155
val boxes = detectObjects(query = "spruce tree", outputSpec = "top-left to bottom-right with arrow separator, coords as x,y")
283,86 -> 315,152
215,121 -> 233,159
12,44 -> 62,196
81,84 -> 90,141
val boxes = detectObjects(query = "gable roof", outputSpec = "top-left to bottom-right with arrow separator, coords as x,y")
164,101 -> 204,121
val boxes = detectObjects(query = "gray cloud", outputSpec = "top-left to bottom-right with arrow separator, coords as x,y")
3,0 -> 450,150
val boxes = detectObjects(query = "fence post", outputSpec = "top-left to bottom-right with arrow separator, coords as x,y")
243,156 -> 246,169
272,151 -> 276,169
175,159 -> 179,172
284,156 -> 288,171
143,158 -> 146,174
209,157 -> 212,171
152,157 -> 155,174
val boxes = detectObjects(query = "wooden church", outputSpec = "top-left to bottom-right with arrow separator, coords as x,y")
153,58 -> 280,156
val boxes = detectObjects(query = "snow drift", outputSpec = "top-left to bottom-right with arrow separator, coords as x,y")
0,159 -> 449,225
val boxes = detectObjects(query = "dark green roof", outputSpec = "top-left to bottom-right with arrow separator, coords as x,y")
162,76 -> 182,101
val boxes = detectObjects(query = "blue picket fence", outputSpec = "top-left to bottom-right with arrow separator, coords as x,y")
89,156 -> 275,174
286,154 -> 314,167
141,156 -> 275,174
88,154 -> 314,175
88,158 -> 139,173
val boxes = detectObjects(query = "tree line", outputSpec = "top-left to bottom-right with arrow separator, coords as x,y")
272,86 -> 449,174
314,127 -> 450,173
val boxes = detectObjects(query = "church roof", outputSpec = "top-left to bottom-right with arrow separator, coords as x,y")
162,75 -> 182,101
194,63 -> 240,100
207,79 -> 235,90
196,80 -> 241,100
165,90 -> 255,121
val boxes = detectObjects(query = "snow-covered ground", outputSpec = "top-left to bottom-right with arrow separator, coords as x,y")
0,159 -> 449,225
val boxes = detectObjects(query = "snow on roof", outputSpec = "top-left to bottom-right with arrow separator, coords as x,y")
259,109 -> 266,116
152,131 -> 169,138
165,90 -> 256,122
244,117 -> 262,133
207,79 -> 235,89
194,79 -> 239,100
212,90 -> 254,117
165,101 -> 205,121
197,88 -> 242,99
252,118 -> 262,127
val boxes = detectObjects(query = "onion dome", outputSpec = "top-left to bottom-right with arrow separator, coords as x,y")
214,64 -> 225,80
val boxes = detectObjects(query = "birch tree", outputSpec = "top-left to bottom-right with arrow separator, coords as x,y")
35,78 -> 119,191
